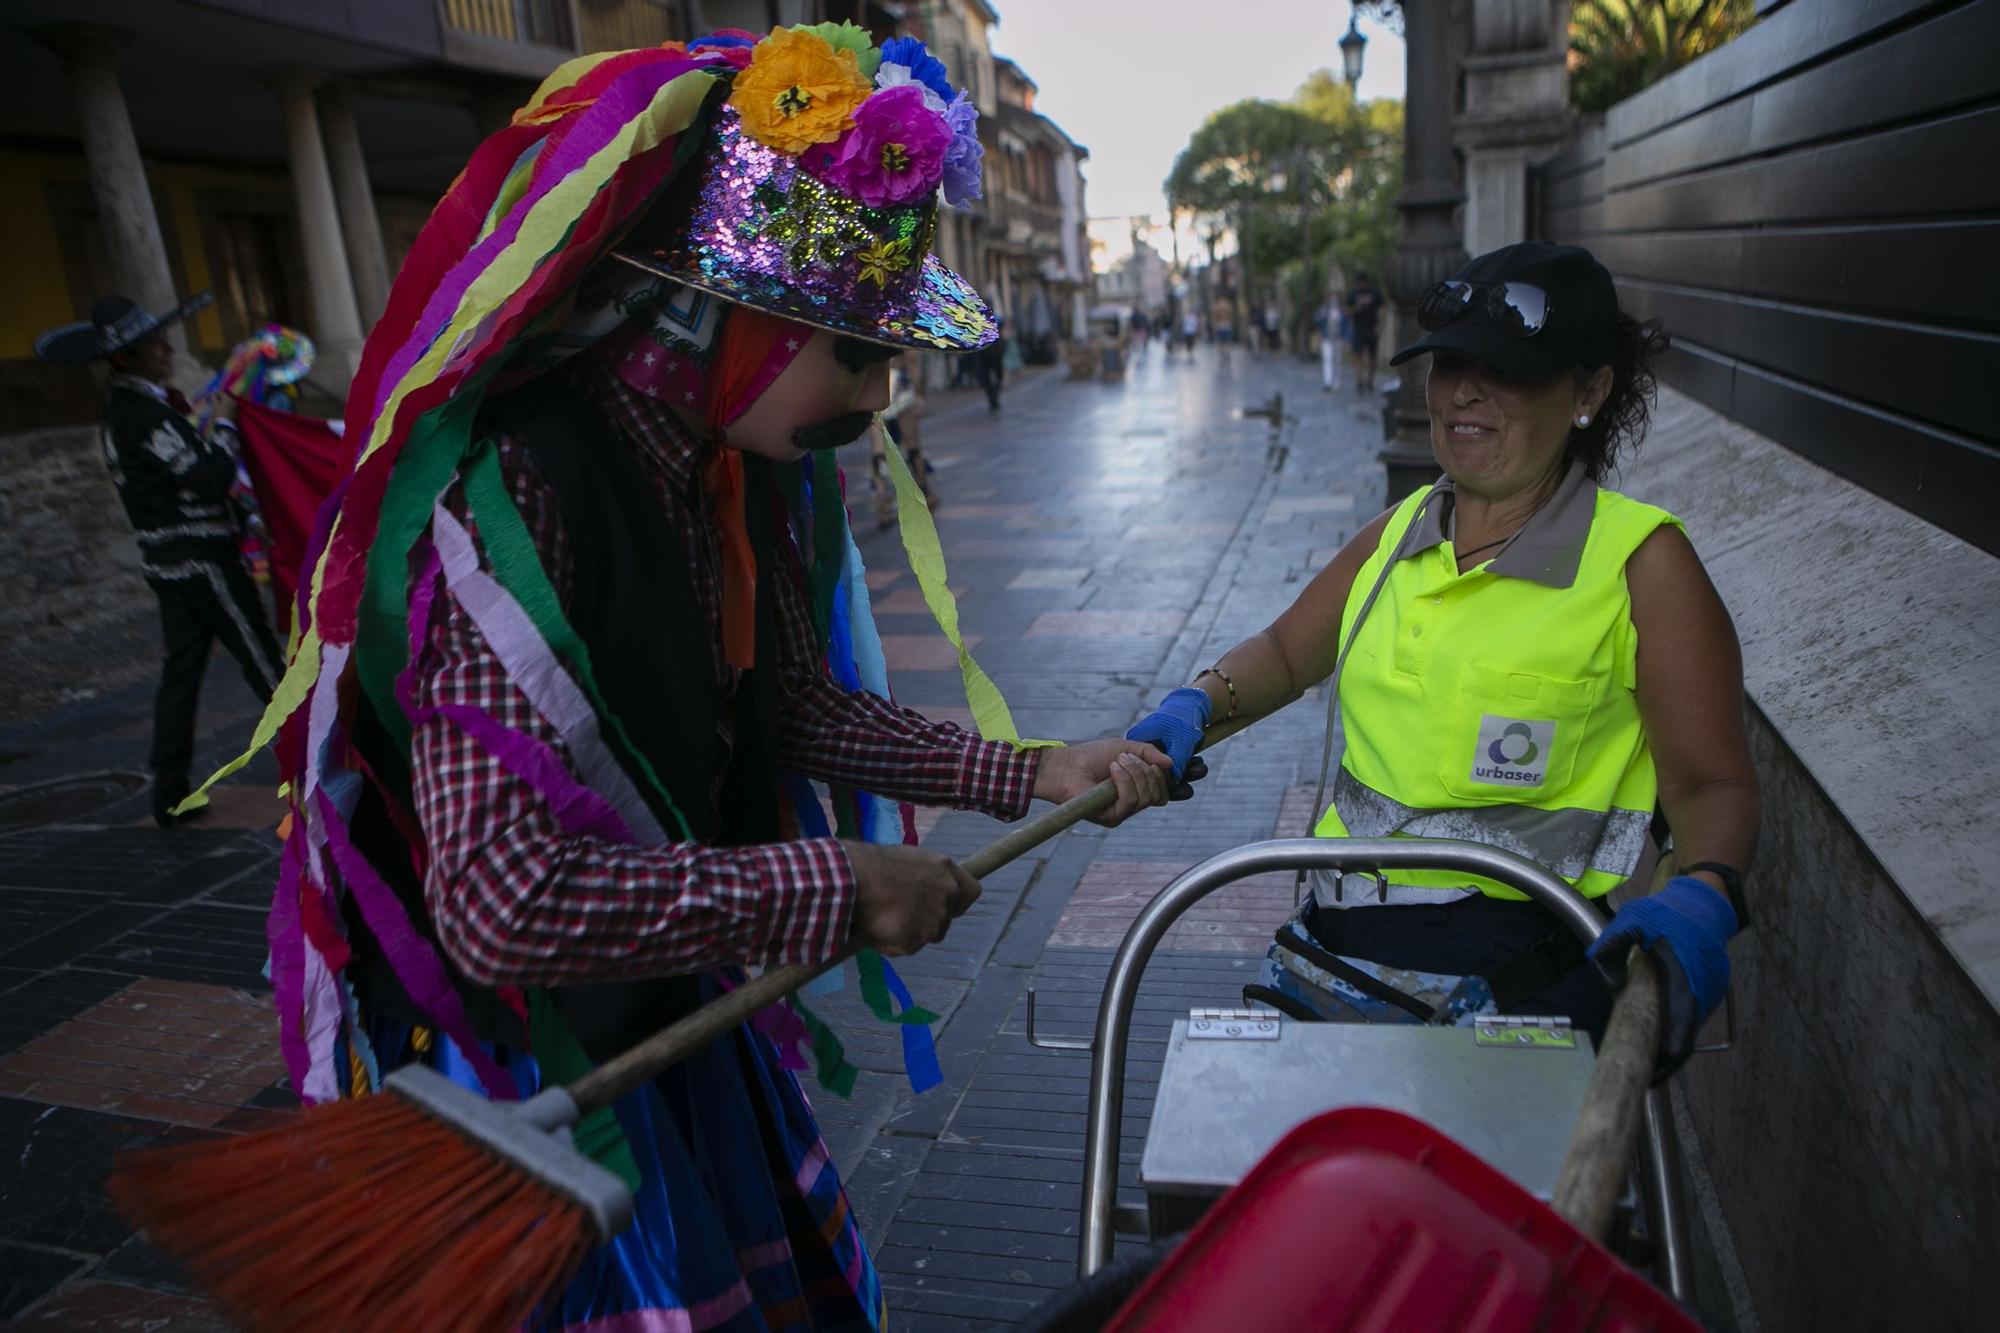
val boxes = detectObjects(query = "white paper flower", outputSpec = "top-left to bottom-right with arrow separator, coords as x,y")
874,61 -> 949,115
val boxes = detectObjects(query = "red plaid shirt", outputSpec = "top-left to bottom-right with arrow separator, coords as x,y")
409,361 -> 1037,987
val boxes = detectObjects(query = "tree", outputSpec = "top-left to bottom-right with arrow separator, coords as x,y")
1570,0 -> 1758,113
1165,72 -> 1401,344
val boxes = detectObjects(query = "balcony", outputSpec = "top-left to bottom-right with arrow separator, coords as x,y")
439,0 -> 682,78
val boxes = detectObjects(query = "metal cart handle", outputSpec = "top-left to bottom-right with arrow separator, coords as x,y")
1073,837 -> 1693,1304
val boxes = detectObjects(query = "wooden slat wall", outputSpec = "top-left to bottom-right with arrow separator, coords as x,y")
1534,0 -> 2000,554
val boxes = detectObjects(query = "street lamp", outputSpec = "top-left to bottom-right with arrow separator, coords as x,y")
1340,12 -> 1368,91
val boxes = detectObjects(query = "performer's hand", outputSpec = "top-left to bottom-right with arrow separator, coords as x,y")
1033,741 -> 1172,827
844,842 -> 982,956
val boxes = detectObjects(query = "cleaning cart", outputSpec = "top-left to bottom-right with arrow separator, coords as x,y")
1021,836 -> 1710,1329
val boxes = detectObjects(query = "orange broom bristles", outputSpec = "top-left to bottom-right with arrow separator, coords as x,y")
111,1092 -> 597,1333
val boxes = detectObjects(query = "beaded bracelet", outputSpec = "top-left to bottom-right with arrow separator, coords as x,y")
1193,666 -> 1238,722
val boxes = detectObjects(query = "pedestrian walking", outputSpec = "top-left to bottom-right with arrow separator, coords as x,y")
35,293 -> 282,827
871,351 -> 936,525
1346,268 -> 1384,392
1128,241 -> 1754,1075
211,32 -> 1173,1333
1317,293 -> 1345,392
975,314 -> 1007,411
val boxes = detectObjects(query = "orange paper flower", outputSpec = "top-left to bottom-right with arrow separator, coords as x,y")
729,27 -> 873,155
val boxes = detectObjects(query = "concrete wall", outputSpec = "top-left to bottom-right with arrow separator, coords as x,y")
1618,386 -> 2000,1330
0,425 -> 155,725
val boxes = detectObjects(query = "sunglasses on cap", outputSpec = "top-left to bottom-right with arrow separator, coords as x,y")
1417,280 -> 1552,339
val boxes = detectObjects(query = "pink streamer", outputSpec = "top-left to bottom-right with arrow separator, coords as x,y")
314,788 -> 517,1100
715,969 -> 812,1074
431,703 -> 633,843
266,834 -> 314,1099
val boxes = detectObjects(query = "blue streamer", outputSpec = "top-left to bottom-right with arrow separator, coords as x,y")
880,956 -> 942,1093
782,774 -> 846,997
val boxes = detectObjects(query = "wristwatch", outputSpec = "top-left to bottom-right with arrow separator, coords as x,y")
1681,860 -> 1750,930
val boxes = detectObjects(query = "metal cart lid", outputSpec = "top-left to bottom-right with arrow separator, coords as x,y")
1140,1016 -> 1597,1200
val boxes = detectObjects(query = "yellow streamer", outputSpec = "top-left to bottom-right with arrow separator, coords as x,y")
880,421 -> 1057,751
175,632 -> 322,811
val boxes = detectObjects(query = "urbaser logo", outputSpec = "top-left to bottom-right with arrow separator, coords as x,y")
1471,715 -> 1552,787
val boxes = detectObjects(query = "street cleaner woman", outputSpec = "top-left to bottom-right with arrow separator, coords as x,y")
192,29 -> 1172,1331
1128,243 -> 1759,1072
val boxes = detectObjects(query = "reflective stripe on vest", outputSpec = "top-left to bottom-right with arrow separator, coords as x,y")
1327,766 -> 1653,884
1316,477 -> 1682,900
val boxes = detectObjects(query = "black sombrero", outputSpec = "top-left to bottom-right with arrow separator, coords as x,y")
34,291 -> 214,368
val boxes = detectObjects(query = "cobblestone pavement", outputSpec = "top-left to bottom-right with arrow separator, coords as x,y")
0,341 -> 1388,1328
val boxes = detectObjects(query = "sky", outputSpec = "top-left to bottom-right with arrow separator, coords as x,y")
987,0 -> 1407,231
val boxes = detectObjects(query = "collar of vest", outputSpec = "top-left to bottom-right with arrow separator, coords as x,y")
1406,459 -> 1597,589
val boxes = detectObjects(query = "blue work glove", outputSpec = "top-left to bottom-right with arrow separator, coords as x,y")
1125,687 -> 1211,800
1589,876 -> 1738,1078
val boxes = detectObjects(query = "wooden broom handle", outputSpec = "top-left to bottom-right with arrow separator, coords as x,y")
1548,852 -> 1675,1237
567,718 -> 1253,1113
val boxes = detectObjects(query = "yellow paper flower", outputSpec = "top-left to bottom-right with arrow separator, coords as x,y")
855,236 -> 913,286
730,28 -> 873,155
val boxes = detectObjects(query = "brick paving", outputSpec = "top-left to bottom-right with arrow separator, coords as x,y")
0,344 -> 1387,1327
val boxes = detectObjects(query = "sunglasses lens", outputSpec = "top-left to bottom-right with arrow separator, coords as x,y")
1492,283 -> 1549,337
1417,281 -> 1473,332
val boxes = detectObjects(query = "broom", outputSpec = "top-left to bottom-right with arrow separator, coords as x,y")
110,741 -> 1228,1333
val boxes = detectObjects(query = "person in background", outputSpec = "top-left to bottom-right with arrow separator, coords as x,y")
1317,291 -> 1346,393
974,314 -> 1006,412
1262,303 -> 1283,352
1127,243 -> 1756,1075
1346,269 -> 1384,393
870,351 -> 937,526
1180,307 -> 1200,357
34,293 -> 282,827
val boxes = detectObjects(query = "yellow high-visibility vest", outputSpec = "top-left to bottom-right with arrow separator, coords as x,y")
1315,468 -> 1682,900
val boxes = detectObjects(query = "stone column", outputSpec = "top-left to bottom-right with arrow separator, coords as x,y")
1455,0 -> 1574,255
1382,0 -> 1468,463
317,81 -> 392,331
36,24 -> 203,387
270,67 -> 365,391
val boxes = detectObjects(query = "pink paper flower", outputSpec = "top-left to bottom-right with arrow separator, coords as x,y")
820,85 -> 952,207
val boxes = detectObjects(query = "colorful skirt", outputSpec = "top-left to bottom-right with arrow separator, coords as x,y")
375,990 -> 884,1332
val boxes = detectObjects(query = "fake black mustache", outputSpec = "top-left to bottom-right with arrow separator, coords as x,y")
792,411 -> 875,452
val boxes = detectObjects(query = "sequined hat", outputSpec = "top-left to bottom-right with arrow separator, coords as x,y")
611,29 -> 995,353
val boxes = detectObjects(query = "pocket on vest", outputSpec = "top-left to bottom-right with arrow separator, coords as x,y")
1440,660 -> 1601,803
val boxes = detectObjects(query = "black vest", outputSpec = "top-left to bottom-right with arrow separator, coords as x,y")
345,379 -> 785,1062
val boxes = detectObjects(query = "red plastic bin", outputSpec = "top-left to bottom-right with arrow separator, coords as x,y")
1104,1106 -> 1700,1332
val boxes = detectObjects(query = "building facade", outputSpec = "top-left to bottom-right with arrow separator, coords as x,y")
0,0 -> 1083,427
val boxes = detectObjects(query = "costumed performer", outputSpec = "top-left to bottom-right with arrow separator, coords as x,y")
223,26 -> 1176,1331
34,293 -> 283,828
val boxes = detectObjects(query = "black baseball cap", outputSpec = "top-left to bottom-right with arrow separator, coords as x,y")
1390,242 -> 1619,379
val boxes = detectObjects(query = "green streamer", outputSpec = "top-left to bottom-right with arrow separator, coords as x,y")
791,993 -> 858,1099
855,948 -> 939,1026
527,987 -> 641,1191
353,391 -> 485,757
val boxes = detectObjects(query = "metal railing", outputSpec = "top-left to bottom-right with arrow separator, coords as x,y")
576,0 -> 681,52
440,0 -> 577,48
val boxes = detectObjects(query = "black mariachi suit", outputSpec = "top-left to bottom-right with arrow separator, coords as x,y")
101,374 -> 282,789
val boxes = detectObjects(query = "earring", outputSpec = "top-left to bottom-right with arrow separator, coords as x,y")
1575,413 -> 1591,427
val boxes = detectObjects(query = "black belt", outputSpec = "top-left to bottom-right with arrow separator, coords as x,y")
1303,898 -> 1592,1015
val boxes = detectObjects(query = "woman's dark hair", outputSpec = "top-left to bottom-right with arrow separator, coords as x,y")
1567,313 -> 1669,480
